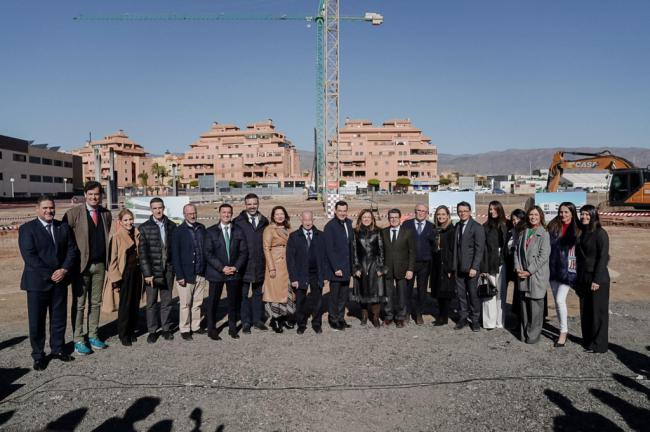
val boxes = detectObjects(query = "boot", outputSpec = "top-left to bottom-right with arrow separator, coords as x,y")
360,309 -> 368,326
271,318 -> 283,334
371,304 -> 381,328
281,316 -> 295,330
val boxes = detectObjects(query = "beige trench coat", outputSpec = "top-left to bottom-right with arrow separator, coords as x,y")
101,226 -> 142,313
262,225 -> 290,303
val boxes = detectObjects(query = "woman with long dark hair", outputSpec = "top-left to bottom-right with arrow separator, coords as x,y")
263,206 -> 295,333
547,202 -> 581,347
480,200 -> 508,329
430,205 -> 456,326
576,205 -> 610,353
514,206 -> 550,344
351,209 -> 386,328
506,208 -> 526,325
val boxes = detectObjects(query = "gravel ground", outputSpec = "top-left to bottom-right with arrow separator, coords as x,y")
0,300 -> 648,432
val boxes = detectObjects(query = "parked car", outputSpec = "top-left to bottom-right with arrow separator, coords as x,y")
493,188 -> 507,194
306,188 -> 318,200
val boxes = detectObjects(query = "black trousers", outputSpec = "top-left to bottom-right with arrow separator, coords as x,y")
407,260 -> 431,316
27,286 -> 67,361
384,278 -> 408,321
455,272 -> 480,324
296,275 -> 323,328
207,280 -> 241,333
437,298 -> 450,323
117,263 -> 142,340
580,283 -> 610,353
328,281 -> 349,324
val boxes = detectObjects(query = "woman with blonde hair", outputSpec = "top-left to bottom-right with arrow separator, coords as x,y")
102,208 -> 142,346
351,209 -> 386,328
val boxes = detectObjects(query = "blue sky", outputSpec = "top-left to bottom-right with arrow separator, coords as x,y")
1,0 -> 649,155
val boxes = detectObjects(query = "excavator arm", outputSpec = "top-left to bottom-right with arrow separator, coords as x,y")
546,151 -> 635,192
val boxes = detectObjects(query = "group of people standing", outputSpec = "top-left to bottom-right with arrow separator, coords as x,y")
18,184 -> 611,372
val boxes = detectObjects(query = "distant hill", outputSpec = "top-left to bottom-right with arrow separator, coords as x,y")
297,147 -> 650,176
439,147 -> 650,175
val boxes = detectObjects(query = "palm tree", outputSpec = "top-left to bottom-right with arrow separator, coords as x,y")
151,163 -> 169,193
138,172 -> 149,187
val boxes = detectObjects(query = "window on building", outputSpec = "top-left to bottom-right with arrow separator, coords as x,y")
385,172 -> 389,176
374,172 -> 378,176
54,177 -> 63,183
42,158 -> 52,165
13,154 -> 27,162
43,176 -> 53,183
29,156 -> 41,164
30,175 -> 42,182
0,151 -> 2,159
0,173 -> 3,180
21,174 -> 27,179
53,160 -> 62,167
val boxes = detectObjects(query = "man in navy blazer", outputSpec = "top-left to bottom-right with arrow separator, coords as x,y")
204,203 -> 248,340
287,211 -> 324,334
18,196 -> 78,370
323,200 -> 354,331
403,203 -> 435,325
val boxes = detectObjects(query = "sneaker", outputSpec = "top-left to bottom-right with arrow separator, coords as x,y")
88,337 -> 107,350
74,342 -> 92,355
242,324 -> 252,334
161,331 -> 174,341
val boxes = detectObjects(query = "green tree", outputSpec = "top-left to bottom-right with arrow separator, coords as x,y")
439,178 -> 452,186
229,180 -> 240,188
138,172 -> 149,187
246,180 -> 259,187
367,178 -> 380,190
339,180 -> 347,187
151,163 -> 169,188
189,180 -> 199,188
395,177 -> 411,187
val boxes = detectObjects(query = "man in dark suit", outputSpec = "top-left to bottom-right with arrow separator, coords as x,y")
323,200 -> 354,331
382,208 -> 416,328
204,203 -> 248,340
138,197 -> 177,344
287,210 -> 324,334
453,201 -> 486,331
403,203 -> 435,325
19,195 -> 78,370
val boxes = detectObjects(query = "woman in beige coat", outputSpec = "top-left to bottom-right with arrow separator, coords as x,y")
102,209 -> 142,346
263,206 -> 295,333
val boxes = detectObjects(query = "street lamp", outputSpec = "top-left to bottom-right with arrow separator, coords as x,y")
10,177 -> 15,198
63,177 -> 68,193
171,163 -> 177,196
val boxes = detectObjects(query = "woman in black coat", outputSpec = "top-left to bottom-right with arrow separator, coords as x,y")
430,205 -> 456,326
576,205 -> 610,353
506,209 -> 526,326
351,209 -> 386,328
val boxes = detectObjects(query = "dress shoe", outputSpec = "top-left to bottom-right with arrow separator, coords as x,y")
89,337 -> 107,350
33,358 -> 47,371
74,342 -> 91,355
415,315 -> 424,326
312,325 -> 323,334
242,324 -> 252,334
130,334 -> 138,343
271,318 -> 284,333
181,332 -> 193,341
147,333 -> 159,344
396,320 -> 405,328
208,331 -> 222,341
297,326 -> 306,334
253,322 -> 269,331
161,331 -> 174,341
194,328 -> 207,335
328,321 -> 341,331
454,321 -> 467,330
471,324 -> 481,332
340,320 -> 351,329
51,353 -> 74,362
120,337 -> 132,347
228,330 -> 240,339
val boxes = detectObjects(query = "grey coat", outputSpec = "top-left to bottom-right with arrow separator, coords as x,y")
514,226 -> 551,299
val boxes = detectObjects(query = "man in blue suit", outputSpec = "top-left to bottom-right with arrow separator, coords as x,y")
403,203 -> 435,325
287,210 -> 324,334
323,200 -> 354,331
204,203 -> 248,340
18,195 -> 78,371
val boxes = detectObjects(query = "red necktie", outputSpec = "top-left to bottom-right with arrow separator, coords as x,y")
91,209 -> 98,225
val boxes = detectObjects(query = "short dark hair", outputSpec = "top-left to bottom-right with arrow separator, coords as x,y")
388,208 -> 401,217
335,200 -> 348,210
457,201 -> 472,211
84,181 -> 103,194
149,197 -> 164,207
219,203 -> 233,212
244,193 -> 259,202
36,195 -> 55,205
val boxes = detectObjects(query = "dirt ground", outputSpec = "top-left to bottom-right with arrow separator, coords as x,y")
0,195 -> 648,431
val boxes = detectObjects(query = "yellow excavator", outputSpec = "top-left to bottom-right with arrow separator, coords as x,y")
546,151 -> 650,209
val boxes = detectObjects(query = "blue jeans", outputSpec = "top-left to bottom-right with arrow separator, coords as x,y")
240,281 -> 264,325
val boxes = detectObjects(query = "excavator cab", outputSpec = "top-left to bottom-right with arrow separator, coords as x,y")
608,168 -> 650,209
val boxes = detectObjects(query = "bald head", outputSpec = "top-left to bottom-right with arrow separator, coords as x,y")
300,211 -> 314,230
183,203 -> 198,224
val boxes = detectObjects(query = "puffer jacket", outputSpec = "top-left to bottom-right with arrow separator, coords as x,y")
233,210 -> 269,283
138,215 -> 177,279
549,224 -> 579,287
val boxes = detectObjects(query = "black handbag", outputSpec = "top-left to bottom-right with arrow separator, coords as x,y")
477,275 -> 497,298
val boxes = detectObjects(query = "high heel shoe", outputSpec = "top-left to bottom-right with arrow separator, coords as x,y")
270,318 -> 283,333
553,340 -> 566,348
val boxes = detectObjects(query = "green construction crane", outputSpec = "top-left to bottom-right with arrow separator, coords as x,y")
74,2 -> 383,210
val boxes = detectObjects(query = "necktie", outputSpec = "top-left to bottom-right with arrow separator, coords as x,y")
458,223 -> 464,246
306,230 -> 312,248
46,223 -> 57,250
391,229 -> 397,243
251,216 -> 257,229
224,226 -> 231,261
417,222 -> 423,235
91,209 -> 98,225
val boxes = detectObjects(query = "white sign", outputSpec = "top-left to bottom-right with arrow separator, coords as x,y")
534,192 -> 587,222
428,191 -> 476,222
124,196 -> 190,225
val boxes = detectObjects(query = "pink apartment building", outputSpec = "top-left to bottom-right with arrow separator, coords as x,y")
181,120 -> 304,187
72,130 -> 152,190
336,119 -> 438,190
